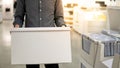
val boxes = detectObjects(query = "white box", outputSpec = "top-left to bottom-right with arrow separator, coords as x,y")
112,52 -> 120,68
11,27 -> 71,64
79,57 -> 93,68
80,34 -> 98,66
107,6 -> 120,32
95,43 -> 114,68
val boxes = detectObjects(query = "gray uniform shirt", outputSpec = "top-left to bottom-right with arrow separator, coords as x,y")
13,0 -> 65,27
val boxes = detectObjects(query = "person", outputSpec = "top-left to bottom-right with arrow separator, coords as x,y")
13,0 -> 66,68
13,0 -> 17,9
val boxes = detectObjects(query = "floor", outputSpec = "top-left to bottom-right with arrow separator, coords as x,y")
0,20 -> 82,68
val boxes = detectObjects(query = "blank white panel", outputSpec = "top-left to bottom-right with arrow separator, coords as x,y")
11,27 -> 71,64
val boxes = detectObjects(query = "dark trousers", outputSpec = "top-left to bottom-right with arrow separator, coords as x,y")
26,64 -> 59,68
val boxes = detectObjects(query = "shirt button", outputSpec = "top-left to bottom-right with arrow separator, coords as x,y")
40,9 -> 42,12
40,1 -> 42,3
40,18 -> 42,20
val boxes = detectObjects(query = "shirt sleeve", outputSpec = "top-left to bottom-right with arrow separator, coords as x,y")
54,0 -> 66,27
13,0 -> 25,27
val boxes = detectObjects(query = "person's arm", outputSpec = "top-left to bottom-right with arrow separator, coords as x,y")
54,0 -> 66,27
13,0 -> 25,28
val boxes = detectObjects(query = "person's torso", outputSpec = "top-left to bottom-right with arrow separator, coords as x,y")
24,0 -> 56,27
